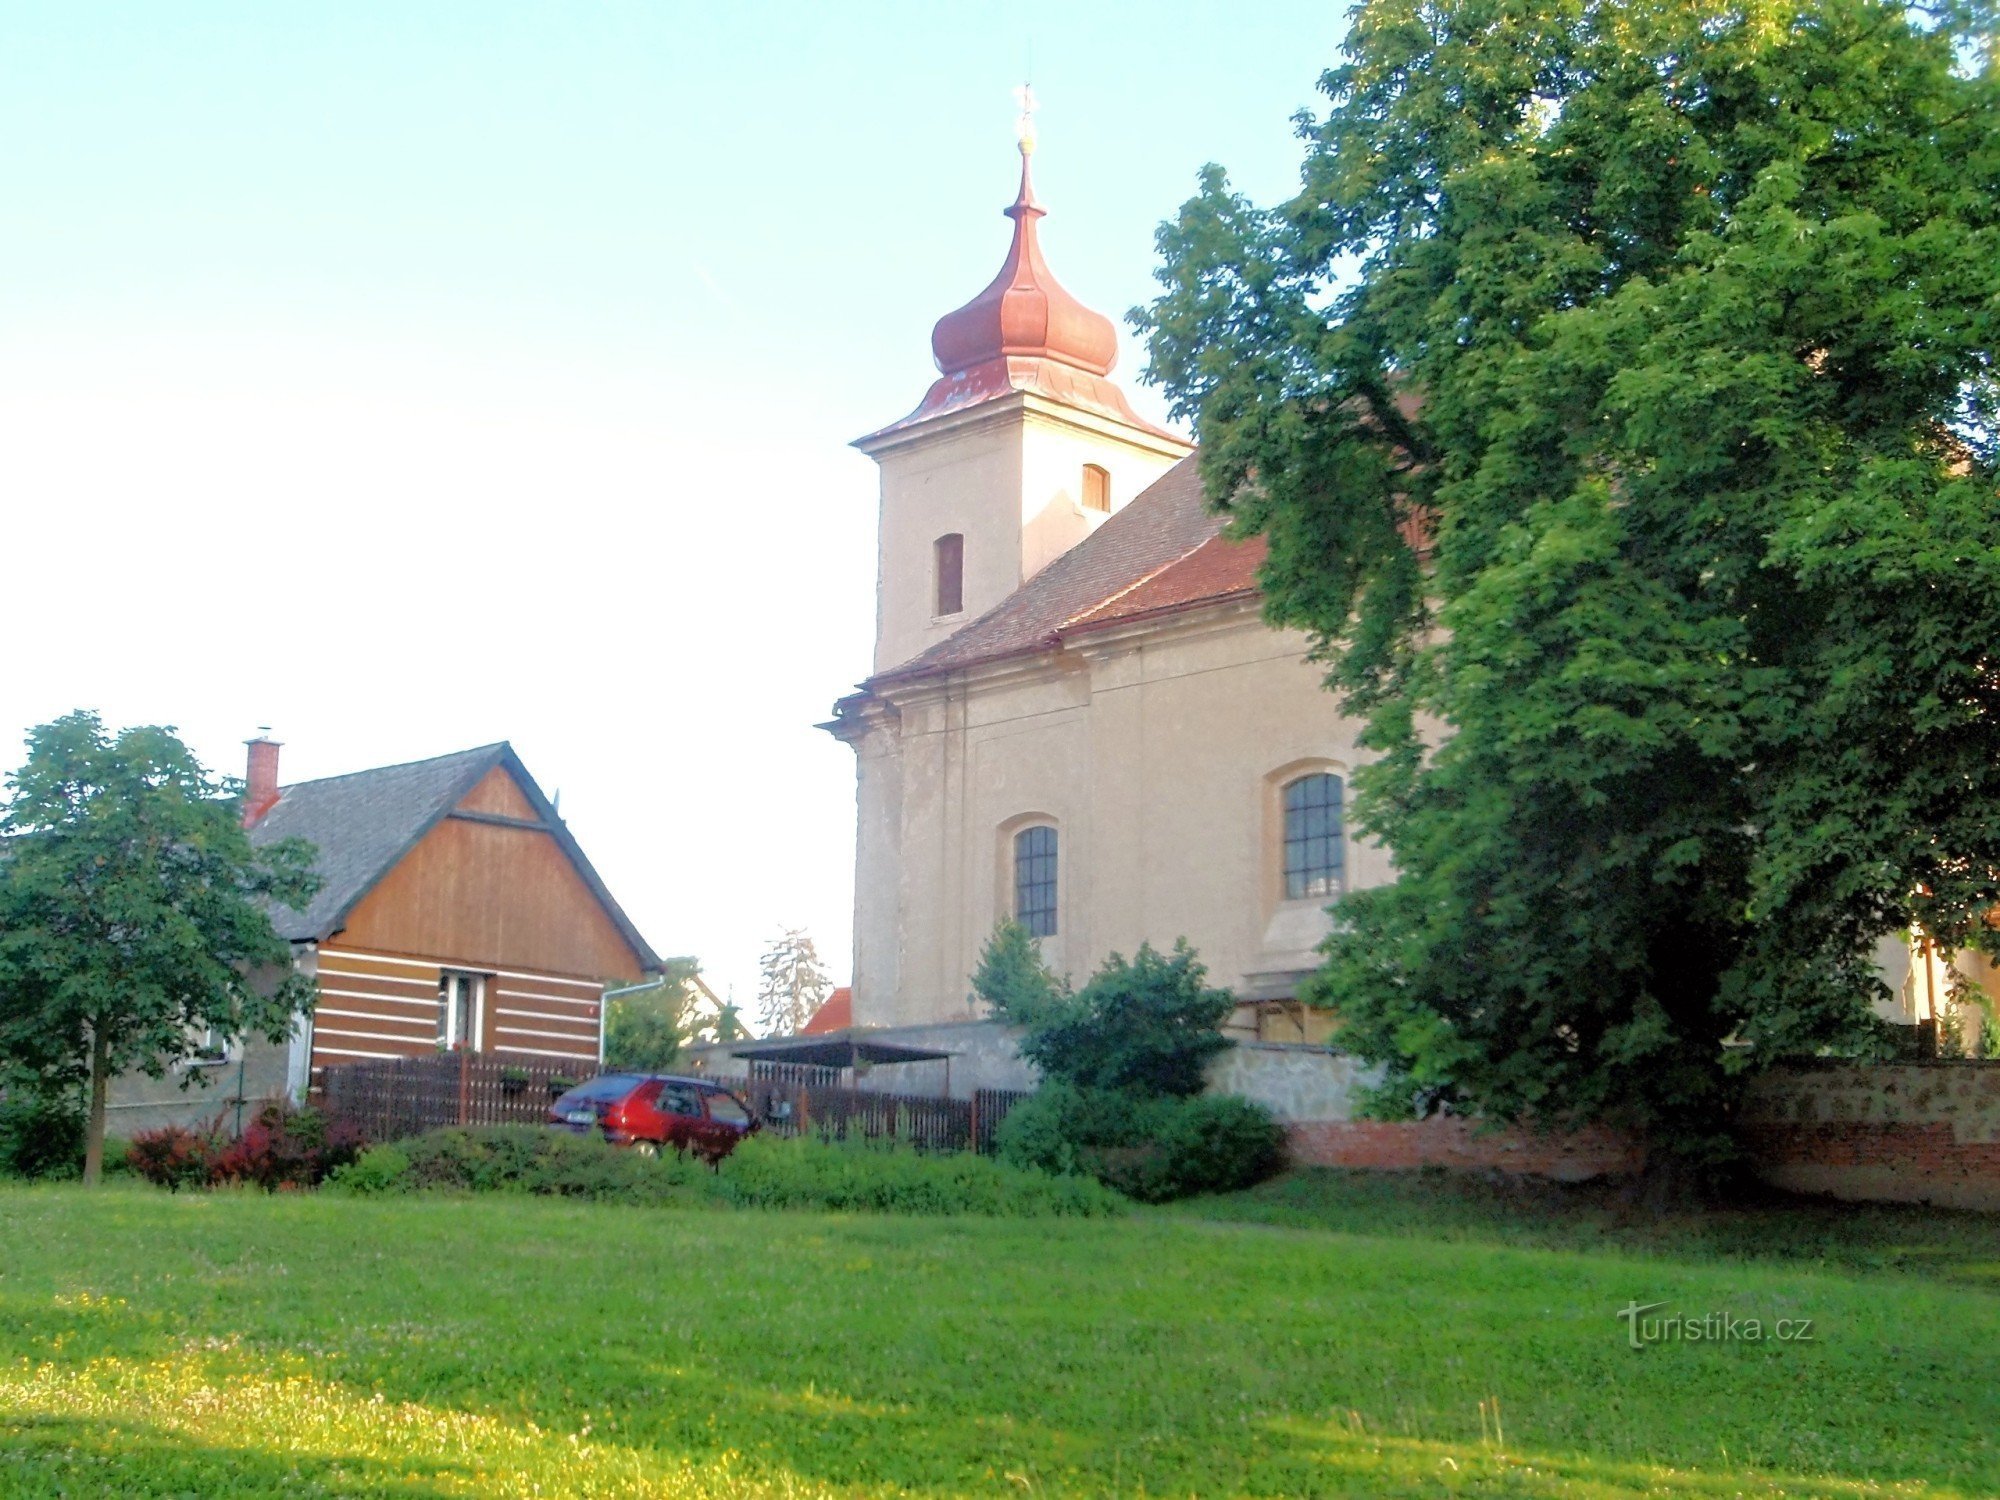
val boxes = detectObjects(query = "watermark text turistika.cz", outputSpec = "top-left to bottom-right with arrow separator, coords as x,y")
1617,1301 -> 1815,1349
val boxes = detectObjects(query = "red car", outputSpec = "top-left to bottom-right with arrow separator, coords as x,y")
548,1073 -> 758,1161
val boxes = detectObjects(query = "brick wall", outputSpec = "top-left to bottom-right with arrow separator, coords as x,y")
1284,1117 -> 1643,1182
1739,1062 -> 2000,1212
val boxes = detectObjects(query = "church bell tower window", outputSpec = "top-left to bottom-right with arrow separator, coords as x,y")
935,533 -> 964,616
1082,464 -> 1110,513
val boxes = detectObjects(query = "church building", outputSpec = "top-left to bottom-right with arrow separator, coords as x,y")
824,129 -> 1383,1039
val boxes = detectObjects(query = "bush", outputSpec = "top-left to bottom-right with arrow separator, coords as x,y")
997,1084 -> 1284,1203
330,1125 -> 1124,1218
1022,941 -> 1235,1098
334,1126 -> 702,1204
212,1099 -> 365,1190
0,1085 -> 85,1180
710,1133 -> 1123,1218
129,1100 -> 361,1192
127,1118 -> 226,1192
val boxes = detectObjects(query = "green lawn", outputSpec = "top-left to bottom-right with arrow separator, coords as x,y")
1,1174 -> 1995,1497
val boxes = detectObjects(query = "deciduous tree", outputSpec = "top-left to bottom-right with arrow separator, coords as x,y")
1138,0 -> 2000,1178
603,957 -> 706,1072
0,713 -> 320,1183
969,917 -> 1068,1027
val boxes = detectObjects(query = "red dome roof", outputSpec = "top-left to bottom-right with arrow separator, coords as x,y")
929,152 -> 1119,378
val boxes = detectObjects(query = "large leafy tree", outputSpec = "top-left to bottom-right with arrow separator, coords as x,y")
0,712 -> 320,1183
1139,0 -> 2000,1175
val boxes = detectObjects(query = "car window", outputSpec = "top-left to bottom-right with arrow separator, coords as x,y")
661,1084 -> 704,1117
560,1074 -> 637,1102
706,1092 -> 750,1126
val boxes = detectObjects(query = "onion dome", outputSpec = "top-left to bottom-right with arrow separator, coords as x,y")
858,135 -> 1182,449
929,152 -> 1120,378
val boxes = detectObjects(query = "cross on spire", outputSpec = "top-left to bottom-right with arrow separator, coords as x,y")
1013,82 -> 1038,157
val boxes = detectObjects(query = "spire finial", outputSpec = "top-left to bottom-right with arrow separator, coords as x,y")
1013,82 -> 1038,157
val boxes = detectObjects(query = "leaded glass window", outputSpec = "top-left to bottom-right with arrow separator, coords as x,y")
1014,825 -> 1058,937
1282,774 -> 1344,900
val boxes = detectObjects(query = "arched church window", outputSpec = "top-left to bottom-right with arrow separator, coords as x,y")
1013,825 -> 1058,937
1282,773 -> 1344,900
932,536 -> 964,616
1082,464 -> 1111,513
935,534 -> 964,616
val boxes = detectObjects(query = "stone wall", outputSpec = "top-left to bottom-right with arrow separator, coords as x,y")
1204,1043 -> 1375,1123
1740,1061 -> 2000,1213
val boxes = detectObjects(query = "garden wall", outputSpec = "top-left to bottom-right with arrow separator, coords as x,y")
1739,1062 -> 2000,1213
689,1022 -> 2000,1210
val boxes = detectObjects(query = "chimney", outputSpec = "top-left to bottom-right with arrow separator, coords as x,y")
244,731 -> 282,827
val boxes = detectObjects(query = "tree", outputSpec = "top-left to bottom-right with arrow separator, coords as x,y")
603,957 -> 704,1072
1138,0 -> 2000,1179
969,917 -> 1068,1027
1022,941 -> 1236,1098
754,928 -> 831,1037
0,712 -> 320,1184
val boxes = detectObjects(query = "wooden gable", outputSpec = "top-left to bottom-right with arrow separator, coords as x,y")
335,766 -> 646,983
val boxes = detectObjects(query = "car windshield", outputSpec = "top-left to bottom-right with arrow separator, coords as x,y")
707,1093 -> 750,1126
560,1074 -> 640,1101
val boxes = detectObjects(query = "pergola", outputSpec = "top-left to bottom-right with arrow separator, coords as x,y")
728,1029 -> 959,1093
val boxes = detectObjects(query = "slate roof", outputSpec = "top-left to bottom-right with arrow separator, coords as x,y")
869,454 -> 1263,685
250,742 -> 659,969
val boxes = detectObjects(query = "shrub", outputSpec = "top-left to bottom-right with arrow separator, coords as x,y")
1022,941 -> 1235,1098
329,1125 -> 1124,1218
127,1118 -> 226,1192
710,1133 -> 1123,1218
211,1099 -> 365,1191
0,1084 -> 85,1180
128,1100 -> 361,1192
997,1084 -> 1284,1203
969,918 -> 1068,1026
331,1142 -> 410,1194
333,1126 -> 702,1204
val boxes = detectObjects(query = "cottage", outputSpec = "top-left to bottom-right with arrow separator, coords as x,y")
108,739 -> 658,1134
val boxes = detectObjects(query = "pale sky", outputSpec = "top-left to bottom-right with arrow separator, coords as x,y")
0,2 -> 1344,1008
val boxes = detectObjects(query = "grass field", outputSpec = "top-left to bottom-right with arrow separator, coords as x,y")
1,1173 -> 1996,1497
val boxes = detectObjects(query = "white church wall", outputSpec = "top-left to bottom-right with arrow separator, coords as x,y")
853,604 -> 1388,1027
867,411 -> 1024,673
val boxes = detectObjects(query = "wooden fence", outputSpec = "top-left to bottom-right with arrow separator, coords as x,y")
317,1052 -> 589,1141
317,1055 -> 1036,1155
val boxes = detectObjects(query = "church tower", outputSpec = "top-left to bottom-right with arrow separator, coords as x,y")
854,106 -> 1192,674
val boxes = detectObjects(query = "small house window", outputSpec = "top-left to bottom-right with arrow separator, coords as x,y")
1014,825 -> 1058,937
935,533 -> 964,616
182,1024 -> 233,1069
1082,464 -> 1110,513
439,972 -> 483,1051
1282,773 -> 1345,900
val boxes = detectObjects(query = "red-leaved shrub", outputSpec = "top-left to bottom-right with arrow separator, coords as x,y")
212,1099 -> 365,1191
130,1099 -> 363,1192
127,1115 -> 227,1191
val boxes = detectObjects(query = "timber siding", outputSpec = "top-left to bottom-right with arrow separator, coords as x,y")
311,946 -> 605,1071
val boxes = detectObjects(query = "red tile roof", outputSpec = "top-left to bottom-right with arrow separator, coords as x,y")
801,987 -> 852,1035
868,455 -> 1263,686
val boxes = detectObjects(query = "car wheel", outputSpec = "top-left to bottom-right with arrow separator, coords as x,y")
632,1140 -> 660,1159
